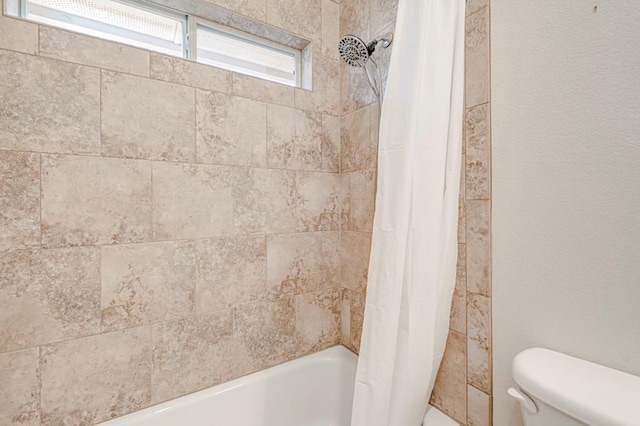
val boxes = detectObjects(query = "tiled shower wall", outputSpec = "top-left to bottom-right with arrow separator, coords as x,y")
338,0 -> 493,425
0,0 -> 343,424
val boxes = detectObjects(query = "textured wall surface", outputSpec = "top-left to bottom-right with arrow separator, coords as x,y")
338,0 -> 494,425
0,0 -> 342,424
492,1 -> 640,425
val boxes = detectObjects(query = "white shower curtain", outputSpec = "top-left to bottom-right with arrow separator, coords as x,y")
350,0 -> 465,425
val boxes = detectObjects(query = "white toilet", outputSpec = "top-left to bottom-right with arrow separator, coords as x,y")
508,348 -> 640,425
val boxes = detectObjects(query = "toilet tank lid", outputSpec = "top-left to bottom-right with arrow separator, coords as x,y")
513,348 -> 640,426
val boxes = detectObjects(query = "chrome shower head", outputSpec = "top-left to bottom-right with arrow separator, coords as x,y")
338,34 -> 393,67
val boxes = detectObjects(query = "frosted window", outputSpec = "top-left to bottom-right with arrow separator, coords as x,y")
25,0 -> 185,56
197,24 -> 298,87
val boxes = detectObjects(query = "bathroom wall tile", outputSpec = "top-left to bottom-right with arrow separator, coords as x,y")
0,347 -> 40,426
322,0 -> 340,59
0,51 -> 100,154
295,171 -> 341,231
295,52 -> 340,116
347,288 -> 366,353
195,236 -> 268,312
267,0 -> 321,42
41,155 -> 152,247
0,151 -> 40,252
450,244 -> 467,334
467,293 -> 491,393
465,7 -> 490,108
150,54 -> 232,93
0,15 -> 38,54
341,168 -> 376,232
232,73 -> 295,107
465,103 -> 491,200
267,104 -> 323,171
341,105 -> 372,172
212,0 -> 266,21
196,91 -> 267,167
101,241 -> 197,332
40,27 -> 149,76
152,310 -> 235,404
295,288 -> 341,353
101,71 -> 196,162
321,114 -> 341,172
0,247 -> 100,353
152,162 -> 234,240
458,154 -> 467,244
40,326 -> 152,426
341,231 -> 371,293
430,330 -> 467,424
369,0 -> 398,40
234,297 -> 298,373
466,0 -> 489,16
466,200 -> 491,296
227,12 -> 301,48
267,231 -> 340,297
341,0 -> 370,41
468,385 -> 491,426
233,167 -> 297,234
340,288 -> 351,346
348,66 -> 379,111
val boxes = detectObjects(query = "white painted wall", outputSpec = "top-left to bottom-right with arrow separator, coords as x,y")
491,2 -> 640,425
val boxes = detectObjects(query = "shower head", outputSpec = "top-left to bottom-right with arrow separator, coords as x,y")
338,34 -> 392,67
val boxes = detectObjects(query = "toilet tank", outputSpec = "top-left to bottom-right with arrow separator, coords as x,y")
511,348 -> 640,426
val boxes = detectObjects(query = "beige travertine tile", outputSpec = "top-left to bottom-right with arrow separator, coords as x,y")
212,0 -> 266,21
466,0 -> 489,16
267,104 -> 322,170
430,330 -> 467,424
340,0 -> 369,41
196,91 -> 267,167
40,27 -> 149,76
340,288 -> 351,346
466,200 -> 491,296
101,71 -> 196,162
0,51 -> 100,154
465,7 -> 490,108
41,155 -> 152,247
40,327 -> 152,426
232,73 -> 295,107
234,297 -> 298,373
295,288 -> 340,353
152,162 -> 234,240
458,154 -> 467,244
101,241 -> 197,332
0,347 -> 40,426
267,232 -> 340,297
195,236 -> 268,312
341,105 -> 372,172
150,54 -> 232,92
322,0 -> 340,59
152,310 -> 235,403
369,0 -> 398,40
0,151 -> 40,251
321,114 -> 340,172
347,288 -> 366,353
467,293 -> 491,393
267,0 -> 321,41
0,15 -> 38,54
295,52 -> 340,116
233,167 -> 297,234
450,244 -> 467,334
347,66 -> 379,111
465,103 -> 491,200
295,171 -> 341,231
341,231 -> 371,293
0,247 -> 100,353
468,385 -> 491,426
341,168 -> 376,232
227,12 -> 301,48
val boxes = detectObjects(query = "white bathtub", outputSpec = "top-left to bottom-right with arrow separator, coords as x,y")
99,345 -> 458,426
